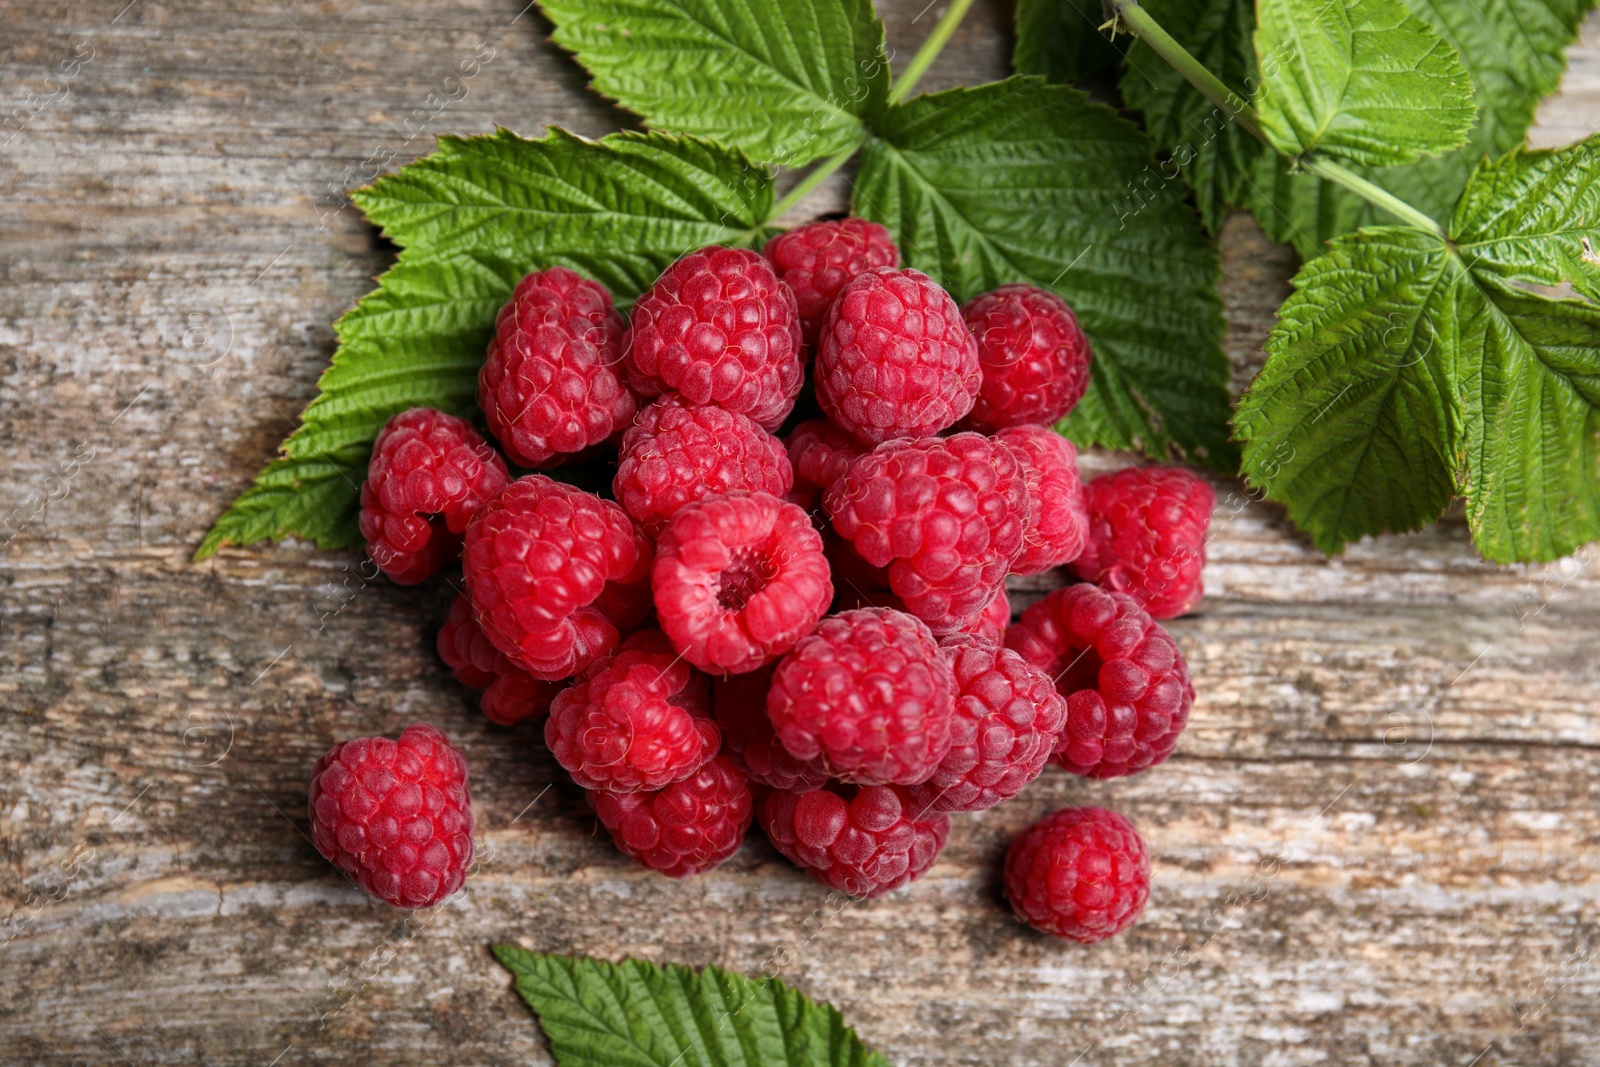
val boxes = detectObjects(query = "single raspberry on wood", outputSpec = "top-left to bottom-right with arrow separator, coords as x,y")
825,433 -> 1029,634
308,724 -> 474,909
763,218 -> 899,347
1004,806 -> 1149,942
997,424 -> 1089,574
905,635 -> 1068,813
960,284 -> 1092,432
1071,465 -> 1214,619
614,397 -> 793,537
758,782 -> 949,898
814,267 -> 980,444
545,630 -> 719,792
652,491 -> 832,675
589,755 -> 754,878
624,246 -> 803,430
766,607 -> 953,786
360,408 -> 510,584
712,666 -> 829,792
437,594 -> 560,725
479,266 -> 635,468
785,418 -> 867,511
1006,584 -> 1192,778
462,475 -> 652,681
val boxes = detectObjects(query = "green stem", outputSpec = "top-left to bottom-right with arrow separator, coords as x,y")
769,144 -> 858,220
888,0 -> 978,105
1108,0 -> 1449,240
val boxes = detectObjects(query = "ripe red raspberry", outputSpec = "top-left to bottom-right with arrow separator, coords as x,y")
1071,465 -> 1214,619
462,476 -> 652,681
826,433 -> 1029,634
997,425 -> 1089,574
436,594 -> 559,725
766,607 -> 953,785
479,267 -> 635,468
652,492 -> 832,675
1006,584 -> 1192,778
308,724 -> 474,909
1004,807 -> 1149,942
967,586 -> 1011,644
614,397 -> 793,536
960,284 -> 1092,432
762,218 -> 899,347
829,584 -> 1009,646
589,755 -> 754,878
815,267 -> 980,444
624,246 -> 803,430
784,418 -> 866,511
360,408 -> 510,584
712,667 -> 829,792
905,635 -> 1068,813
758,782 -> 949,898
545,630 -> 719,792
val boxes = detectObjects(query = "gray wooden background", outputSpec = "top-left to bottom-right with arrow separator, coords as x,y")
3,1 -> 1599,1063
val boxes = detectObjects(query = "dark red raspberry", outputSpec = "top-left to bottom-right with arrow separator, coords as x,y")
1004,807 -> 1149,942
905,636 -> 1067,813
545,630 -> 719,792
462,475 -> 652,681
479,267 -> 635,468
479,672 -> 561,727
785,418 -> 867,511
758,782 -> 949,898
1071,465 -> 1214,619
624,246 -> 803,430
960,284 -> 1092,432
614,397 -> 793,537
712,666 -> 829,792
1005,584 -> 1192,778
997,425 -> 1089,575
815,267 -> 980,444
308,724 -> 474,909
826,433 -> 1029,634
436,594 -> 559,725
766,607 -> 953,785
652,492 -> 832,675
589,755 -> 754,878
360,408 -> 510,584
763,218 -> 899,347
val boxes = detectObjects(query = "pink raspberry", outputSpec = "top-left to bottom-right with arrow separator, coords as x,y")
960,284 -> 1092,432
462,476 -> 652,681
1004,807 -> 1149,942
436,594 -> 559,725
762,218 -> 899,347
624,246 -> 803,430
545,630 -> 719,792
766,607 -> 953,786
1071,465 -> 1214,619
712,667 -> 829,792
359,408 -> 510,584
905,636 -> 1067,813
308,724 -> 474,909
479,267 -> 635,468
652,492 -> 832,675
825,433 -> 1029,634
613,397 -> 793,536
1006,584 -> 1192,778
759,782 -> 949,898
997,425 -> 1089,574
589,755 -> 753,878
815,267 -> 980,444
784,418 -> 867,511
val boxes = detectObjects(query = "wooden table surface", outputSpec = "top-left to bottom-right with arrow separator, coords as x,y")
3,1 -> 1599,1064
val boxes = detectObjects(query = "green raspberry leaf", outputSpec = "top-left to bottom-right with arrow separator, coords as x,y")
1013,0 -> 1125,84
492,947 -> 891,1067
537,0 -> 888,166
1254,0 -> 1475,166
854,77 -> 1234,469
198,130 -> 772,559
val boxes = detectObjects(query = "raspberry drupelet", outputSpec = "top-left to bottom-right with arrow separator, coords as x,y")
1004,806 -> 1150,942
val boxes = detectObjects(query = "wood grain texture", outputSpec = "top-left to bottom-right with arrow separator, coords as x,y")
2,2 -> 1599,1065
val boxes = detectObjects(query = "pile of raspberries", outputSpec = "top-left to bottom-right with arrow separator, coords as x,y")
308,219 -> 1214,943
